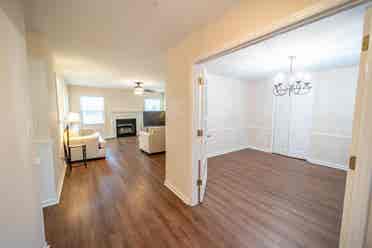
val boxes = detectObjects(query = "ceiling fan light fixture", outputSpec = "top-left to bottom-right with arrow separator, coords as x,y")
134,82 -> 144,95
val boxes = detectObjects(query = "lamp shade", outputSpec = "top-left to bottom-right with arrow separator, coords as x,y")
65,112 -> 81,124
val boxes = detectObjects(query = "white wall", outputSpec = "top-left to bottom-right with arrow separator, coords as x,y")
69,85 -> 164,138
0,1 -> 46,247
207,65 -> 358,170
309,66 -> 358,169
207,74 -> 250,157
246,78 -> 273,152
207,74 -> 273,156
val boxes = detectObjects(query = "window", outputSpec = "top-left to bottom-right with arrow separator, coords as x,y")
144,98 -> 162,111
80,96 -> 105,125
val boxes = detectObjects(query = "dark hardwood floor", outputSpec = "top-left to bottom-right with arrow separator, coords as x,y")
44,137 -> 346,248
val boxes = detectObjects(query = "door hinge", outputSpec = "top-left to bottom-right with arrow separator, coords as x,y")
198,77 -> 204,85
349,156 -> 357,170
197,179 -> 203,186
197,129 -> 204,137
362,34 -> 369,52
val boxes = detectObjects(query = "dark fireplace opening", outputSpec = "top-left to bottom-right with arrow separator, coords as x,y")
116,118 -> 137,137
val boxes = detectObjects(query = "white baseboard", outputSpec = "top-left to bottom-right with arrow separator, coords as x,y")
56,163 -> 67,202
164,180 -> 193,206
42,197 -> 58,208
208,144 -> 271,158
42,163 -> 66,208
104,135 -> 116,140
246,145 -> 271,153
307,158 -> 348,171
207,145 -> 249,158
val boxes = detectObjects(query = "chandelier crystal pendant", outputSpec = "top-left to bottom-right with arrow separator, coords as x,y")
273,56 -> 312,96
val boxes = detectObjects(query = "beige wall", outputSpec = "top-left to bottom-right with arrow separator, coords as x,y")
0,1 -> 46,247
69,85 -> 164,138
166,0 -> 352,205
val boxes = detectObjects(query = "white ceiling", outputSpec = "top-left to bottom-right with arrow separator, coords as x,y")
205,4 -> 368,82
26,0 -> 238,91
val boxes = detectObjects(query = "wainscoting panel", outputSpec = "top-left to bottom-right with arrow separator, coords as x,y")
34,140 -> 59,207
207,128 -> 250,157
207,127 -> 272,158
308,132 -> 351,170
247,127 -> 272,153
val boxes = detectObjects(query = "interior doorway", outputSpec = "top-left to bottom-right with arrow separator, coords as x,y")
193,2 -> 372,247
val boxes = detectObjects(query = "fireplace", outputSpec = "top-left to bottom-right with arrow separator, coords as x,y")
116,118 -> 137,137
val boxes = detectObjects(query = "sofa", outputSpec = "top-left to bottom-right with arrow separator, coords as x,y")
139,126 -> 165,154
69,129 -> 106,162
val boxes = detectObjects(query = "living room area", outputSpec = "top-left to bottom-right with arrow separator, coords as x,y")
44,81 -> 168,248
64,82 -> 166,164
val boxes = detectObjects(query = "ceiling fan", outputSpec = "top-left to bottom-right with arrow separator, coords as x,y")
133,82 -> 157,95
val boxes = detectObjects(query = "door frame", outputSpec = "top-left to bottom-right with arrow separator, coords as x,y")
191,1 -> 371,247
191,64 -> 209,206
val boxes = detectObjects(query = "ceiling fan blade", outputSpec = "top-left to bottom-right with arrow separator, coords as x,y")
144,89 -> 157,93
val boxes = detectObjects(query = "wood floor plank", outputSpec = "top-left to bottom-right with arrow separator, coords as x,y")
44,137 -> 346,248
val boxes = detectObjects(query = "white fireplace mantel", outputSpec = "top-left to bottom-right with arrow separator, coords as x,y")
109,111 -> 143,138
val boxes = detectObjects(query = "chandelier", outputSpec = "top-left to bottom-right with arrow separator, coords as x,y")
273,56 -> 312,96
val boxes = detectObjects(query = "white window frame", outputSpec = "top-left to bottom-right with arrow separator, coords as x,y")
144,98 -> 162,111
80,96 -> 105,125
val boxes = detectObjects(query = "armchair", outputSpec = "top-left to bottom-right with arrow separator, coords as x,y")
69,129 -> 106,162
139,126 -> 165,154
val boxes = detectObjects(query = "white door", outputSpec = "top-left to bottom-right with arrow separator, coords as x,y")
195,65 -> 208,204
288,91 -> 314,159
340,7 -> 372,248
273,93 -> 291,156
273,90 -> 313,159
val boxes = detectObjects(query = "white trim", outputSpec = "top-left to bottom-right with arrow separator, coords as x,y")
311,132 -> 352,139
164,180 -> 194,206
246,145 -> 272,154
207,143 -> 348,171
246,126 -> 272,132
207,145 -> 272,158
56,162 -> 66,203
42,197 -> 58,208
32,138 -> 53,145
207,145 -> 249,158
307,158 -> 348,171
42,162 -> 66,208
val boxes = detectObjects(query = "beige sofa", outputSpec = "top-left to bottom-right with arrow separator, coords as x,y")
69,129 -> 106,162
139,126 -> 165,154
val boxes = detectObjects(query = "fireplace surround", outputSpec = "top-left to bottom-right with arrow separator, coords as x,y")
116,118 -> 137,137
